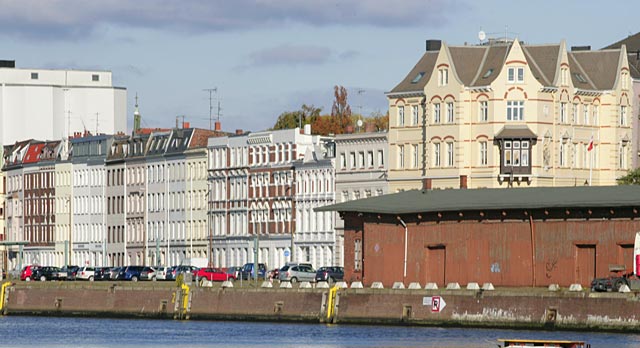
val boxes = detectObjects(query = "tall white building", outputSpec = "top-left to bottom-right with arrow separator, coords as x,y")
0,60 -> 127,146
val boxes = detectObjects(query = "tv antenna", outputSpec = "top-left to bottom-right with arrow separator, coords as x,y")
356,88 -> 365,132
203,87 -> 218,130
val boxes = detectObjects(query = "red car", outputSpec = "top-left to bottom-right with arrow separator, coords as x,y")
193,267 -> 234,282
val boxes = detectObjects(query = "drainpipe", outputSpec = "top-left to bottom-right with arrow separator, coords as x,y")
398,216 -> 408,279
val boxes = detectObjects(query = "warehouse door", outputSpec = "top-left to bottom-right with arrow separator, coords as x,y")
575,244 -> 596,286
425,245 -> 446,286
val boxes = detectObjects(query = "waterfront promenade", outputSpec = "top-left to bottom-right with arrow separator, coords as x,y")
2,280 -> 639,333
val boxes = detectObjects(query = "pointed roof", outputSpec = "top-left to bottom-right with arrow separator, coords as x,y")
388,51 -> 438,94
522,44 -> 561,86
604,32 -> 640,52
569,49 -> 621,90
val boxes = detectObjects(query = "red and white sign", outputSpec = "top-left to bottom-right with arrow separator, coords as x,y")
423,296 -> 447,313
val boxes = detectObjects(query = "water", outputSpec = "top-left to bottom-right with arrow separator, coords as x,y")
0,316 -> 638,348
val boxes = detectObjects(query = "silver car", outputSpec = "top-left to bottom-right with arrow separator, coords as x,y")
278,264 -> 316,284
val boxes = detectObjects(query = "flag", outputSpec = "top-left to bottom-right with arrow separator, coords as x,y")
587,136 -> 594,152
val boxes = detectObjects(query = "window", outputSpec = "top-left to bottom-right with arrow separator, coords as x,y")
367,151 -> 374,167
619,142 -> 628,169
397,105 -> 405,126
508,67 -> 524,83
479,101 -> 488,122
583,104 -> 589,125
438,68 -> 448,86
560,68 -> 568,85
559,142 -> 567,167
506,101 -> 524,121
92,74 -> 100,82
620,105 -> 627,126
433,103 -> 441,123
411,72 -> 425,84
572,103 -> 578,124
479,141 -> 487,166
560,102 -> 567,123
433,143 -> 441,167
504,141 -> 512,166
340,153 -> 346,169
31,72 -> 38,80
398,145 -> 405,168
377,150 -> 384,167
521,141 -> 529,166
412,105 -> 419,125
412,144 -> 419,168
350,152 -> 356,168
446,102 -> 454,123
354,239 -> 362,271
446,142 -> 454,167
358,152 -> 365,168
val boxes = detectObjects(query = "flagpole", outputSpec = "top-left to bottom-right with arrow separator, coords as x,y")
589,134 -> 593,186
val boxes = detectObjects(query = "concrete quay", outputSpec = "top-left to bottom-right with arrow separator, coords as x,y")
1,281 -> 639,332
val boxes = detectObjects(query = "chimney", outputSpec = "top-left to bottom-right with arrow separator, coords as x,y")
304,124 -> 311,135
365,122 -> 376,133
235,129 -> 243,135
570,45 -> 591,52
422,178 -> 432,190
183,121 -> 190,129
459,175 -> 468,189
426,40 -> 441,52
214,121 -> 221,131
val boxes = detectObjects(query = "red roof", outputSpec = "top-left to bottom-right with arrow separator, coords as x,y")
23,143 -> 46,164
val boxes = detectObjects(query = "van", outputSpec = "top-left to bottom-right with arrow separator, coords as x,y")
241,263 -> 267,280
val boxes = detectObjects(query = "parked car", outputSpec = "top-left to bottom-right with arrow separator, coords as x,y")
225,266 -> 243,280
32,266 -> 63,281
591,266 -> 633,292
168,265 -> 198,280
155,266 -> 171,281
140,267 -> 157,281
20,265 -> 39,281
279,264 -> 316,283
94,267 -> 111,281
315,266 -> 344,283
76,266 -> 96,281
60,265 -> 80,280
241,263 -> 267,280
268,268 -> 280,280
194,267 -> 234,282
115,266 -> 146,281
107,267 -> 123,280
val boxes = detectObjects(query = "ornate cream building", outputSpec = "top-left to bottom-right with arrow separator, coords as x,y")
386,39 -> 633,190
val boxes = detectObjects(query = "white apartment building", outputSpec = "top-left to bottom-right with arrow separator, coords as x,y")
0,60 -> 126,146
208,126 -> 336,270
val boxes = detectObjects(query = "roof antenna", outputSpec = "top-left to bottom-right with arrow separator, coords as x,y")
203,87 -> 218,130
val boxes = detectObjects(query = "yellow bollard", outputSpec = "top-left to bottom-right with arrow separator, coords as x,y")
0,282 -> 10,313
326,286 -> 338,320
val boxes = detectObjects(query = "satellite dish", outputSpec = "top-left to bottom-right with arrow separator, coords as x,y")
357,119 -> 363,127
478,30 -> 486,41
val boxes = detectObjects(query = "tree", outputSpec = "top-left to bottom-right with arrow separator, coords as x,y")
331,85 -> 352,132
272,104 -> 322,130
617,168 -> 640,185
365,111 -> 389,132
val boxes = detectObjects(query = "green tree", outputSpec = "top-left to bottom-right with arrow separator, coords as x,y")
617,168 -> 640,185
272,104 -> 322,130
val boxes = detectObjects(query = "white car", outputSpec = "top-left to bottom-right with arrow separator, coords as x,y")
76,266 -> 96,281
155,266 -> 170,281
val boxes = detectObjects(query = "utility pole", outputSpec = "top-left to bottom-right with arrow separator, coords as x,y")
203,88 -> 218,130
95,112 -> 100,134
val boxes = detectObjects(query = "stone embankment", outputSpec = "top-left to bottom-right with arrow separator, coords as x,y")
1,280 -> 639,332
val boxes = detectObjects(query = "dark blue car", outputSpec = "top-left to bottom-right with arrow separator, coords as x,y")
116,266 -> 145,281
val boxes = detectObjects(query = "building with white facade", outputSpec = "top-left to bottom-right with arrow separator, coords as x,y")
208,126 -> 336,270
0,60 -> 126,147
334,130 -> 389,266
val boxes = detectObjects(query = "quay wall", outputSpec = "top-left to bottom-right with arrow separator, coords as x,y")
2,282 -> 639,332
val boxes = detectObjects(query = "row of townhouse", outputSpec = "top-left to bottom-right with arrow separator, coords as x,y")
386,38 -> 638,190
0,121 -> 388,271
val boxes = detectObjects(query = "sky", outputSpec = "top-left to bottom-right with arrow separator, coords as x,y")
0,0 -> 637,133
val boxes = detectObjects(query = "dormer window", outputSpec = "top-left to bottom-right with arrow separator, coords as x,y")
438,68 -> 448,86
411,72 -> 425,84
482,68 -> 494,79
507,67 -> 524,83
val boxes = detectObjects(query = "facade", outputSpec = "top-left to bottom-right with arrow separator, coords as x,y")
0,61 -> 127,147
319,186 -> 640,288
0,145 -> 5,272
54,142 -> 72,266
70,133 -> 112,267
208,127 -> 336,270
386,39 -> 633,191
123,133 -> 149,267
334,131 -> 389,266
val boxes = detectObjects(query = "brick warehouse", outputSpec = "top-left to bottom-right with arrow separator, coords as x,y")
317,185 -> 640,288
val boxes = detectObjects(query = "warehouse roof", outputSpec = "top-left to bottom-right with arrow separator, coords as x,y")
316,185 -> 640,215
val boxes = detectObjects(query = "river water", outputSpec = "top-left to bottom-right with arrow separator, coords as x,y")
0,316 -> 638,348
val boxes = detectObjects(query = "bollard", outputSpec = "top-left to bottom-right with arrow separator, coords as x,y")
425,283 -> 438,290
466,282 -> 480,290
371,282 -> 384,289
446,282 -> 461,290
392,282 -> 405,289
350,281 -> 363,289
408,282 -> 422,290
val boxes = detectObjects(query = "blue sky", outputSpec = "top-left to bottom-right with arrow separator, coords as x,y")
0,0 -> 636,133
